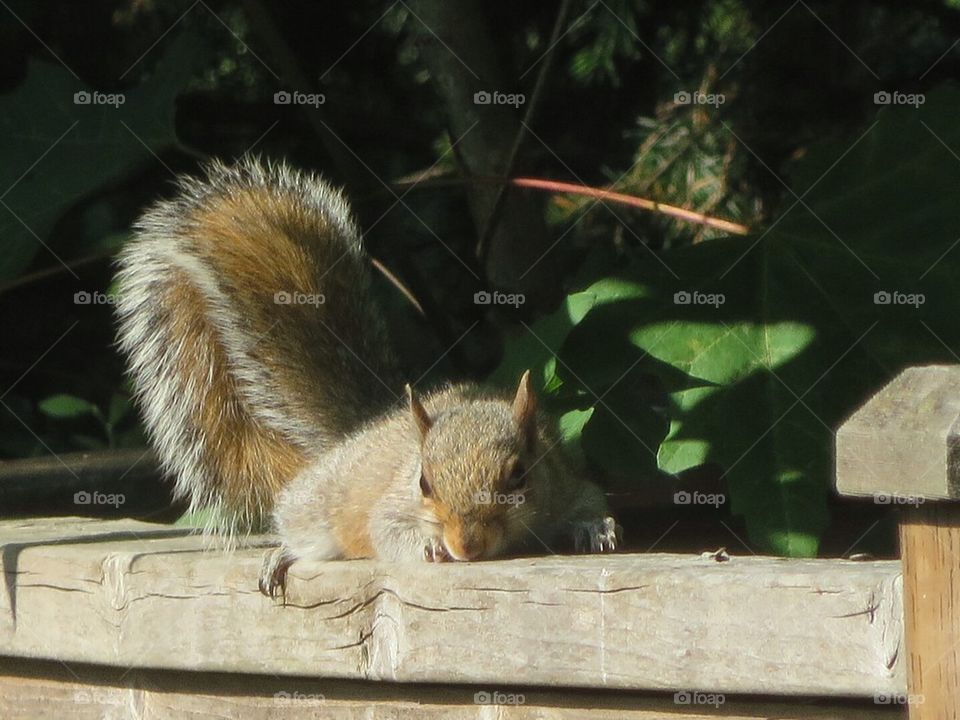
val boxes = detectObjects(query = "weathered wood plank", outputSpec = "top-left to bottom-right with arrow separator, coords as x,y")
0,659 -> 904,719
836,365 -> 960,501
0,518 -> 903,697
0,449 -> 167,516
0,518 -> 199,637
0,516 -> 186,543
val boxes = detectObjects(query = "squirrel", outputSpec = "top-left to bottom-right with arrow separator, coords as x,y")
114,157 -> 618,597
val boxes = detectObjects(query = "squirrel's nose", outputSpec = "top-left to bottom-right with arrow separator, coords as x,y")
445,533 -> 486,561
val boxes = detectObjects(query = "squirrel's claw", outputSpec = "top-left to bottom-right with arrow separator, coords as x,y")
424,538 -> 451,563
259,546 -> 294,600
572,516 -> 621,554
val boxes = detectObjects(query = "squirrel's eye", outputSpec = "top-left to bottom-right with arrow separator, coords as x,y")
419,474 -> 432,498
505,462 -> 526,491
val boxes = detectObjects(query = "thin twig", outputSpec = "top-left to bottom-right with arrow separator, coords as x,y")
390,174 -> 751,236
370,257 -> 425,316
510,177 -> 749,235
0,251 -> 114,295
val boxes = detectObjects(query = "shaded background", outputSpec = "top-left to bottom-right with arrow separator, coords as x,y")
2,0 -> 959,558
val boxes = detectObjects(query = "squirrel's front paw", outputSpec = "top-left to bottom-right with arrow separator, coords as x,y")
259,546 -> 294,599
572,516 -> 621,554
423,537 -> 450,563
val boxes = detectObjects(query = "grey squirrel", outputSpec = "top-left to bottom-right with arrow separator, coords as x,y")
114,158 -> 618,596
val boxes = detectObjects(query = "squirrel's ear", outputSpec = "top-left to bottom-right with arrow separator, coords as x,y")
512,370 -> 538,449
406,384 -> 432,442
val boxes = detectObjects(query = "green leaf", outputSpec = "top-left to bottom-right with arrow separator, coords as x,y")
578,85 -> 960,556
581,390 -> 667,477
0,32 -> 201,281
107,394 -> 132,426
492,276 -> 662,476
493,277 -> 654,390
489,288 -> 599,390
38,394 -> 97,419
557,407 -> 593,450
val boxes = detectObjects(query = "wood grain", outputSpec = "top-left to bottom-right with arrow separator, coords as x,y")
836,365 -> 960,501
0,658 -> 904,719
900,503 -> 960,720
0,517 -> 903,697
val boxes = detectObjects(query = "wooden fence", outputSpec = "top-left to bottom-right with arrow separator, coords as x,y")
1,364 -> 958,718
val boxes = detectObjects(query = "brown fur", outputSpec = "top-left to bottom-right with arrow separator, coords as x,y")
191,187 -> 400,445
167,269 -> 306,525
330,480 -> 377,558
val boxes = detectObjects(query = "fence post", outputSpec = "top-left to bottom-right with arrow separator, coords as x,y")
837,365 -> 960,720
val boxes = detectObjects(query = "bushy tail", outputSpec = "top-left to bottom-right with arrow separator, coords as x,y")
115,158 -> 400,534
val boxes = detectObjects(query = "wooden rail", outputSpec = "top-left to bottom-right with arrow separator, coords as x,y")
1,517 -> 902,701
0,658 -> 902,719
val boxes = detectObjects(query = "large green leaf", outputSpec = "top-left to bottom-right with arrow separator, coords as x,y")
0,32 -> 200,280
489,278 -> 650,389
559,86 -> 960,555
